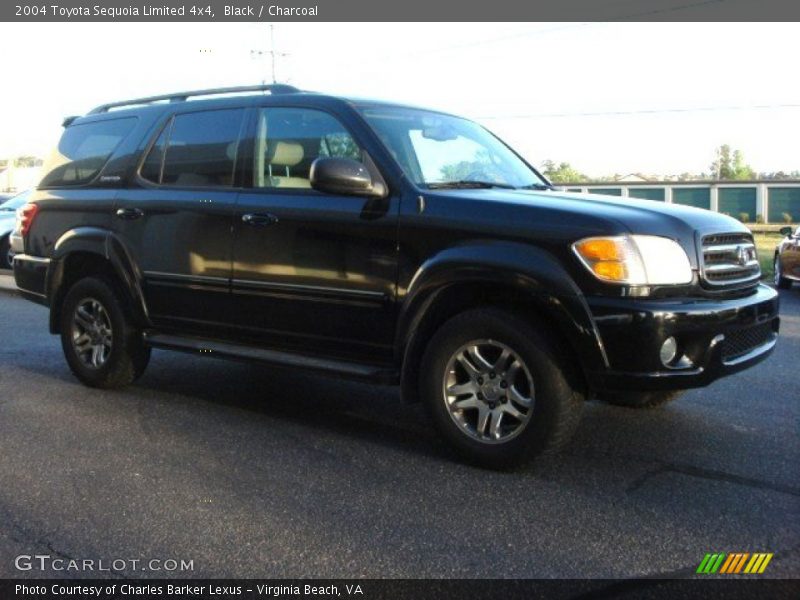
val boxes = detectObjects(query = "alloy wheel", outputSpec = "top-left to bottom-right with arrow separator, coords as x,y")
442,339 -> 535,444
71,298 -> 113,369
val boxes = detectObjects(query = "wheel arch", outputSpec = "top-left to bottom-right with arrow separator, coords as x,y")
47,227 -> 149,334
396,242 -> 608,404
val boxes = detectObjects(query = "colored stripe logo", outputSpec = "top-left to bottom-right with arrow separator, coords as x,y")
697,552 -> 773,574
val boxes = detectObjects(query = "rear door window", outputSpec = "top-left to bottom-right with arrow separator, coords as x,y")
142,108 -> 246,187
39,117 -> 137,187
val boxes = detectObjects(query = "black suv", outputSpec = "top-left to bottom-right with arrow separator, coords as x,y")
12,85 -> 780,466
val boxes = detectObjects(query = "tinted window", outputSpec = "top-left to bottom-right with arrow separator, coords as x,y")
39,117 -> 136,187
253,108 -> 362,189
160,109 -> 245,187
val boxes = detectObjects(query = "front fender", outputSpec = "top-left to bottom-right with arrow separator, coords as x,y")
397,241 -> 609,374
47,227 -> 149,331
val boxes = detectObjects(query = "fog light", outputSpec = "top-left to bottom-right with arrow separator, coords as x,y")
660,336 -> 678,366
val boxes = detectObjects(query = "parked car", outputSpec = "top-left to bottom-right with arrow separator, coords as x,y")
0,190 -> 31,268
12,85 -> 780,467
774,225 -> 800,289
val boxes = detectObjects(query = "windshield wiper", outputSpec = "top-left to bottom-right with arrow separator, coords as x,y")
427,180 -> 516,190
518,183 -> 555,190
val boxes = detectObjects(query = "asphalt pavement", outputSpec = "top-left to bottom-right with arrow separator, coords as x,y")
0,271 -> 798,579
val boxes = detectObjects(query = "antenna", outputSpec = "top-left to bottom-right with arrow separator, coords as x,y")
250,24 -> 290,84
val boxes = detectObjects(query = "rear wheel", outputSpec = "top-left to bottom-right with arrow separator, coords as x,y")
599,390 -> 683,408
774,255 -> 792,290
420,308 -> 583,468
59,277 -> 150,389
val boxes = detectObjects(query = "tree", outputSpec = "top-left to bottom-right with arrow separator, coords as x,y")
709,145 -> 754,180
541,160 -> 588,183
758,170 -> 800,180
320,133 -> 360,161
732,150 -> 755,180
13,156 -> 42,168
440,150 -> 500,182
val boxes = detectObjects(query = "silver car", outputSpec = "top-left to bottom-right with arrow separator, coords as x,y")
0,191 -> 31,269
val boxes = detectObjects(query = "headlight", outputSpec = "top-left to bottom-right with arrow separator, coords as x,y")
572,235 -> 692,285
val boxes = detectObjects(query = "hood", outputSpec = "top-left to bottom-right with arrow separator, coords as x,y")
428,188 -> 749,268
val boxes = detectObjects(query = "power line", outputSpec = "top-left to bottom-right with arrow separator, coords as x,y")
337,1 -> 731,62
474,103 -> 800,120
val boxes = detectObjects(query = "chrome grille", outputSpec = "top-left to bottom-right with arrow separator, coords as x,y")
701,233 -> 760,287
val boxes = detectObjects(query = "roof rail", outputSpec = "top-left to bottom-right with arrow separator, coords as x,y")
88,84 -> 301,114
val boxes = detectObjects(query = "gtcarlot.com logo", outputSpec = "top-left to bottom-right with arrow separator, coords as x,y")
15,554 -> 194,573
696,552 -> 773,574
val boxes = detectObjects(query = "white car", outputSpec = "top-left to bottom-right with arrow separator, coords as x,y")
0,190 -> 31,269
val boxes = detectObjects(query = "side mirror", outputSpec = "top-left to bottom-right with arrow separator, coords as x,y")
310,158 -> 379,197
779,226 -> 793,237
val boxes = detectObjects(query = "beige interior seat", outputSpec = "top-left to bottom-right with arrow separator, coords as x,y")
267,141 -> 310,189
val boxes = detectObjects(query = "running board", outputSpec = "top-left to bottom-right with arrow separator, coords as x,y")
142,331 -> 398,384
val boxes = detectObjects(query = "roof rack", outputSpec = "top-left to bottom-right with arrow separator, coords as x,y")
88,84 -> 301,114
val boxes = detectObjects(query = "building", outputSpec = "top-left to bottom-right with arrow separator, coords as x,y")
559,180 -> 800,224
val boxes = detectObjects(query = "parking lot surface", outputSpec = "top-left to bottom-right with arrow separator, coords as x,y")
0,277 -> 798,579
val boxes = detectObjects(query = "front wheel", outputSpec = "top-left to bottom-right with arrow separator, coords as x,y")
774,255 -> 792,290
420,308 -> 584,468
59,277 -> 151,389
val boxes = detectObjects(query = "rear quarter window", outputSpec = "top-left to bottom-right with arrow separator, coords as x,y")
39,117 -> 137,188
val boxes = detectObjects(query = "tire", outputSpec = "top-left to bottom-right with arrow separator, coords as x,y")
774,255 -> 792,290
420,308 -> 584,469
0,236 -> 10,269
599,390 -> 683,408
59,276 -> 151,389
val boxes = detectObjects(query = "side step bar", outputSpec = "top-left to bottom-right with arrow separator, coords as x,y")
143,331 -> 399,384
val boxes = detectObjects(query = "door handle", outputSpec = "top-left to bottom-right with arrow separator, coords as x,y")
242,213 -> 279,227
115,207 -> 144,220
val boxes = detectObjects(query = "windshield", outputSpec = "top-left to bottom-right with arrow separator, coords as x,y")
0,190 -> 31,212
359,107 -> 547,189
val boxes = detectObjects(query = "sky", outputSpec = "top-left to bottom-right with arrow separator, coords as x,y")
0,22 -> 797,178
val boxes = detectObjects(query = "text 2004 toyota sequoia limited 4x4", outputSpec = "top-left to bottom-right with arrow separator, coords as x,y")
12,85 -> 780,467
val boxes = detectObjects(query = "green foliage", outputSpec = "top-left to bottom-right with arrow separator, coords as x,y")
738,212 -> 750,223
541,160 -> 588,183
755,214 -> 764,224
12,156 -> 42,168
783,212 -> 794,224
440,150 -> 491,181
320,133 -> 361,161
710,144 -> 755,180
440,161 -> 478,181
758,170 -> 800,180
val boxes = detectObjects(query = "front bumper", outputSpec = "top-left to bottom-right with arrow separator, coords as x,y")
586,284 -> 779,392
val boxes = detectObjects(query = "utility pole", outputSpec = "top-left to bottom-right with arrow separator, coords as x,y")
250,25 -> 289,84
